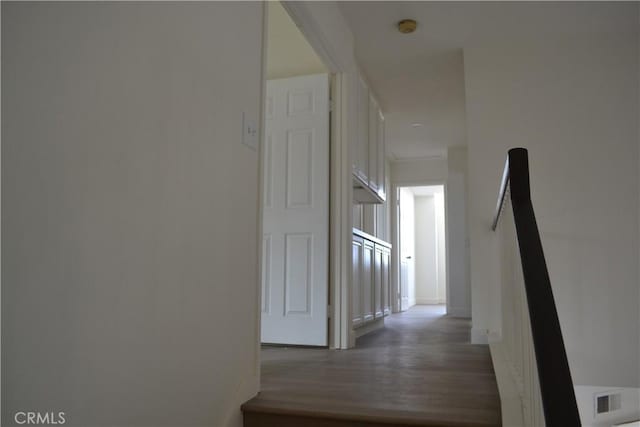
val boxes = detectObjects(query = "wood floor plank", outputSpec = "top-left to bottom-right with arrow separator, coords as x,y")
243,306 -> 502,427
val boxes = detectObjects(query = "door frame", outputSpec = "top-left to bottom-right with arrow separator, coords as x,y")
391,180 -> 450,315
258,1 -> 352,351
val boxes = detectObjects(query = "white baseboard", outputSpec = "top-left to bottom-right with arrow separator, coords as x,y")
471,327 -> 489,344
447,306 -> 471,318
220,373 -> 260,427
415,298 -> 445,305
348,329 -> 356,349
354,317 -> 384,339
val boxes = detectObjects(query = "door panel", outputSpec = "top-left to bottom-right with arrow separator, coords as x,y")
399,187 -> 415,311
261,74 -> 330,346
352,237 -> 363,328
284,233 -> 313,315
262,234 -> 272,314
377,111 -> 385,198
368,95 -> 378,193
362,240 -> 374,322
374,245 -> 383,319
400,259 -> 409,311
382,248 -> 390,316
285,130 -> 314,208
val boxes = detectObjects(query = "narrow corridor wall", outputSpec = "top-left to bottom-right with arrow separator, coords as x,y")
464,10 -> 640,387
2,3 -> 264,426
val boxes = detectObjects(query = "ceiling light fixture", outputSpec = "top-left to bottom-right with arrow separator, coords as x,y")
411,123 -> 424,127
397,19 -> 417,34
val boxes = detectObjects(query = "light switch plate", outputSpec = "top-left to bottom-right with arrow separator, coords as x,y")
242,112 -> 258,151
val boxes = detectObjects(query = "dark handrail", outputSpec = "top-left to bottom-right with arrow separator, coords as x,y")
492,148 -> 581,427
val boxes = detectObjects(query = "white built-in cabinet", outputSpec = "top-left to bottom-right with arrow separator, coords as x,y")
351,71 -> 390,335
352,229 -> 391,329
362,239 -> 374,322
354,75 -> 369,184
368,96 -> 379,195
353,72 -> 386,203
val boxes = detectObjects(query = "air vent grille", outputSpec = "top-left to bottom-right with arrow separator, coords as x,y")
595,392 -> 622,415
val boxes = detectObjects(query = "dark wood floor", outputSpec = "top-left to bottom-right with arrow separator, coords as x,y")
243,306 -> 501,427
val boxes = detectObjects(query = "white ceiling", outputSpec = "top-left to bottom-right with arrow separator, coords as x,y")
338,1 -> 638,160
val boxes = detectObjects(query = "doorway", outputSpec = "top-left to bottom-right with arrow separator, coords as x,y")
397,185 -> 447,313
260,2 -> 331,346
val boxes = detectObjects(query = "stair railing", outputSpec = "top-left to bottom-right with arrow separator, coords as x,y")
492,148 -> 581,427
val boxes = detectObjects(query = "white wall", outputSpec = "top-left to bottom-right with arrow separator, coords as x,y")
464,16 -> 639,390
391,157 -> 447,184
446,147 -> 471,317
2,3 -> 263,426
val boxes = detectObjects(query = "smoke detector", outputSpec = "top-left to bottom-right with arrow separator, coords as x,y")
397,19 -> 417,34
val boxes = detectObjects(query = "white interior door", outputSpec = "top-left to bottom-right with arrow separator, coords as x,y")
261,74 -> 329,346
399,187 -> 415,311
400,260 -> 409,311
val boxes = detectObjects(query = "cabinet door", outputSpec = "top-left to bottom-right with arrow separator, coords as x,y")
382,247 -> 391,316
374,245 -> 383,319
356,75 -> 369,183
368,95 -> 379,193
362,240 -> 375,323
376,111 -> 386,199
352,237 -> 364,328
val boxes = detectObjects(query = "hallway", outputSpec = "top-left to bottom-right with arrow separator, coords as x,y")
243,306 -> 501,426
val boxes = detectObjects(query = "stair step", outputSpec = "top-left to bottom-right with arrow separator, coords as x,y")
241,395 -> 499,427
243,411 -> 424,427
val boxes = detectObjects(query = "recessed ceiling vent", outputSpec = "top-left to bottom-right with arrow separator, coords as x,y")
397,19 -> 417,34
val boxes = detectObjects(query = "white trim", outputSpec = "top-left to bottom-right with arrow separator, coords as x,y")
393,178 -> 447,187
280,2 -> 343,73
415,298 -> 445,305
353,317 -> 384,339
390,185 -> 400,313
254,0 -> 268,379
330,73 -> 352,350
447,306 -> 471,318
391,180 -> 451,319
391,154 -> 446,163
443,184 -> 451,316
471,327 -> 490,345
276,2 -> 353,350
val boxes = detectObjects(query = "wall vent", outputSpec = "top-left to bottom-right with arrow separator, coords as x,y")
595,391 -> 622,415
